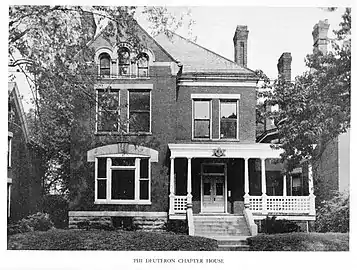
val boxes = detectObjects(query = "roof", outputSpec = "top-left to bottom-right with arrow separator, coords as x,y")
8,82 -> 29,143
154,31 -> 256,75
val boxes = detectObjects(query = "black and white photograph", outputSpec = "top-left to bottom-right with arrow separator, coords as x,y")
4,1 -> 354,269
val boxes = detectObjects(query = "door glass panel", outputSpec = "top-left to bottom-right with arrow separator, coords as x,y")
203,164 -> 225,174
216,183 -> 224,196
203,183 -> 211,195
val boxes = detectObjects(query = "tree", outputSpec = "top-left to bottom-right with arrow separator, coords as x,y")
9,6 -> 193,196
257,8 -> 351,172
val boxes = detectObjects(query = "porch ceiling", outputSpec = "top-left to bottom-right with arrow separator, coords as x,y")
168,143 -> 283,159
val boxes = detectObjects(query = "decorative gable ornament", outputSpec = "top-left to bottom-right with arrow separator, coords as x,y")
212,147 -> 226,157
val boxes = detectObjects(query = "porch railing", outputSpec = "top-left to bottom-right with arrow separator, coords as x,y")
248,195 -> 313,214
170,195 -> 315,215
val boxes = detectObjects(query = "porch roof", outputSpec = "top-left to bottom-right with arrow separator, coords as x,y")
168,143 -> 283,159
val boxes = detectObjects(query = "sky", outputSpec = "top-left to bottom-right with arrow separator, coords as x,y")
8,5 -> 348,113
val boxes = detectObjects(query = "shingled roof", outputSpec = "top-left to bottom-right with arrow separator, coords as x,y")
154,31 -> 256,75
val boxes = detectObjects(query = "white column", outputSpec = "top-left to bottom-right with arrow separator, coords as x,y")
283,175 -> 287,196
169,157 -> 175,215
187,158 -> 193,208
308,163 -> 316,215
261,158 -> 268,214
8,184 -> 11,217
243,158 -> 250,208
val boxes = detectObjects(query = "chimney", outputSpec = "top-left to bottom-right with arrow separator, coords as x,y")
233,25 -> 249,67
312,19 -> 330,54
277,52 -> 292,82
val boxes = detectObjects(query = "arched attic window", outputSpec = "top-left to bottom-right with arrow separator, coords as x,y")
137,53 -> 149,77
99,53 -> 111,77
118,47 -> 131,76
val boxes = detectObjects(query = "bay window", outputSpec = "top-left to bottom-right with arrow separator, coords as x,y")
95,157 -> 151,204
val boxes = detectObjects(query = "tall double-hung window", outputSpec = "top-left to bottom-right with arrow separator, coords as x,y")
193,100 -> 211,139
96,89 -> 120,132
128,90 -> 151,133
220,100 -> 239,139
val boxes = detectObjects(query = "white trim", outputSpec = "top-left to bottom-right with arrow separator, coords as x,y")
180,81 -> 256,87
94,84 -> 153,89
7,178 -> 12,184
69,211 -> 166,217
191,94 -> 241,100
8,136 -> 12,168
94,47 -> 114,64
8,183 -> 11,217
94,156 -> 152,204
219,99 -> 240,140
168,143 -> 283,159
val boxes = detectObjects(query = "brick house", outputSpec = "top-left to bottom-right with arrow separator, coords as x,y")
8,82 -> 44,221
68,22 -> 316,237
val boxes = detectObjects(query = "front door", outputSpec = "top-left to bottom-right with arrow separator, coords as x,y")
201,163 -> 226,213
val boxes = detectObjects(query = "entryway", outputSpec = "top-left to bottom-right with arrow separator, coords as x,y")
201,163 -> 227,213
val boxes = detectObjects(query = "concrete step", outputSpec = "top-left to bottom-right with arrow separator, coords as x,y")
217,244 -> 250,251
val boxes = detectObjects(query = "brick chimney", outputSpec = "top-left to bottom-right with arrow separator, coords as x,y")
277,52 -> 292,81
312,19 -> 330,54
233,25 -> 249,67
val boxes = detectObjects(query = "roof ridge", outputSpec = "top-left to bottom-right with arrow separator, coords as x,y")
168,30 -> 256,74
169,30 -> 237,65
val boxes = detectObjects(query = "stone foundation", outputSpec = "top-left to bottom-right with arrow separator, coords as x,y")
68,211 -> 167,231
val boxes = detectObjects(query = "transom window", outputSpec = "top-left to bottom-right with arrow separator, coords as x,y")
128,90 -> 151,133
220,100 -> 238,139
99,53 -> 111,77
95,157 -> 150,203
96,89 -> 120,132
193,100 -> 211,139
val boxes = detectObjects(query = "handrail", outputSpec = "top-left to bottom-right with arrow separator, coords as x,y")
243,208 -> 258,236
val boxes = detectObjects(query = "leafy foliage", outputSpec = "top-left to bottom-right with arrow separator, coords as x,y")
256,8 -> 351,171
7,229 -> 217,250
43,195 -> 69,228
165,220 -> 188,234
247,232 -> 349,251
8,212 -> 54,235
9,6 -> 191,196
315,191 -> 349,233
261,216 -> 300,234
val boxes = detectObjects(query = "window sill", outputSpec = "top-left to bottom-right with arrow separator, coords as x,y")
94,200 -> 151,205
95,132 -> 152,136
97,75 -> 150,80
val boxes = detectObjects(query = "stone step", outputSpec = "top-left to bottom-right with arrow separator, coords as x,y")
217,244 -> 250,251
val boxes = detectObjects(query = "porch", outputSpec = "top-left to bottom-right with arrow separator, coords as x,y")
168,143 -> 316,221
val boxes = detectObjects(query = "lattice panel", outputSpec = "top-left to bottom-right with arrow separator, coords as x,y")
174,196 -> 187,213
249,197 -> 263,212
267,197 -> 310,213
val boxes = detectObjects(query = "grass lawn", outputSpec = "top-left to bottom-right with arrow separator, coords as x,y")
247,232 -> 349,251
7,229 -> 218,251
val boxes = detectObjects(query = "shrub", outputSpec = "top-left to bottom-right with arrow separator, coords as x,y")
261,216 -> 300,234
43,195 -> 69,229
165,220 -> 188,234
316,191 -> 349,233
7,212 -> 54,235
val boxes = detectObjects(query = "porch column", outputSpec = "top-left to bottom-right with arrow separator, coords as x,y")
283,175 -> 287,196
261,158 -> 268,214
169,157 -> 175,215
187,157 -> 193,209
243,157 -> 250,208
308,163 -> 316,215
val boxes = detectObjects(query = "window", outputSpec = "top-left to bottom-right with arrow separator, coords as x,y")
137,53 -> 149,77
96,89 -> 120,132
118,47 -> 131,76
193,100 -> 211,138
128,90 -> 151,133
220,100 -> 238,139
99,53 -> 111,77
8,134 -> 12,168
95,157 -> 151,203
